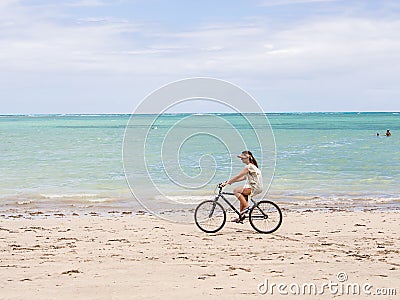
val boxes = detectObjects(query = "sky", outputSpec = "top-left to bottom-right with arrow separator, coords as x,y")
1,0 -> 399,113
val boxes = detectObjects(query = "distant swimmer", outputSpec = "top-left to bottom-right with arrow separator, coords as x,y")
385,129 -> 391,136
376,132 -> 380,136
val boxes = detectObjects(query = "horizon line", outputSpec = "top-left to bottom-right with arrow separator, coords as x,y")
1,111 -> 399,116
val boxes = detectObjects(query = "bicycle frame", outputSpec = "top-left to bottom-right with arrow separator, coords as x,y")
215,188 -> 257,216
195,184 -> 283,234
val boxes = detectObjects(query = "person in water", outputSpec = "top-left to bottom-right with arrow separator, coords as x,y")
221,150 -> 263,222
385,129 -> 391,136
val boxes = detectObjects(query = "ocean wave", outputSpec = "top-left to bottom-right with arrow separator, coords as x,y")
153,195 -> 214,205
40,193 -> 99,199
87,198 -> 119,203
17,200 -> 33,205
267,193 -> 400,203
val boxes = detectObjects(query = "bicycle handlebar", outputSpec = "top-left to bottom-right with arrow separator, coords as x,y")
217,182 -> 225,189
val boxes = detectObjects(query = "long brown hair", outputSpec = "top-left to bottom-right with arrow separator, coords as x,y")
242,150 -> 259,168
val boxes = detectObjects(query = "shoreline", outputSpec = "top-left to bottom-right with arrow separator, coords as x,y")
1,206 -> 399,222
1,195 -> 399,221
1,210 -> 398,299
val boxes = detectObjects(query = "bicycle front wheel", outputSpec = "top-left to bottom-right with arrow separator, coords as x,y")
194,200 -> 226,233
249,200 -> 282,234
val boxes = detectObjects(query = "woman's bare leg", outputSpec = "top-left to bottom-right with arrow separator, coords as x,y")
233,186 -> 251,213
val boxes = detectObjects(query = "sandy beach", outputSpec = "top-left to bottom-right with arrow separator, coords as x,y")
2,0 -> 400,297
0,209 -> 398,299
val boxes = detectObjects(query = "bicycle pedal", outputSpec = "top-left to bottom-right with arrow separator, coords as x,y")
232,220 -> 244,224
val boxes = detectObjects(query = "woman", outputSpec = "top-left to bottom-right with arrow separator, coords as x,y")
221,150 -> 263,222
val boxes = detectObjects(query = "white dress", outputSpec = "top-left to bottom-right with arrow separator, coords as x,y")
243,164 -> 263,197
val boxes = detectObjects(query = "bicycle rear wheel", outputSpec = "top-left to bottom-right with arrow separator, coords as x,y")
249,200 -> 282,234
194,200 -> 226,233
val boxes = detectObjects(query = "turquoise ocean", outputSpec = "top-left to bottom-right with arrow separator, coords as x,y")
1,113 -> 399,215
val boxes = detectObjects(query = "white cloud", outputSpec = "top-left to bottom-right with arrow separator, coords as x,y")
146,18 -> 400,80
1,2 -> 399,79
65,0 -> 112,7
0,2 -> 140,71
1,1 -> 399,112
0,0 -> 18,8
259,0 -> 337,6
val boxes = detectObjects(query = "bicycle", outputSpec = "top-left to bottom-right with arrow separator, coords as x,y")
194,183 -> 282,234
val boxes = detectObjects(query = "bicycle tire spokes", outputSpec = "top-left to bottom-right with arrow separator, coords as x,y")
194,200 -> 226,233
208,201 -> 217,218
249,200 -> 282,234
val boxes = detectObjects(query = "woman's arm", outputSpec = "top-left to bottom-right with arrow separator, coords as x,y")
235,175 -> 247,182
222,167 -> 248,186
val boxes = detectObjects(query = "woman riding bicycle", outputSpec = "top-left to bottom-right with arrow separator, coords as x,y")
221,150 -> 263,222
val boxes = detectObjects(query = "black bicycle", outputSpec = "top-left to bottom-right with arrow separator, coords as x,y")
194,183 -> 282,234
